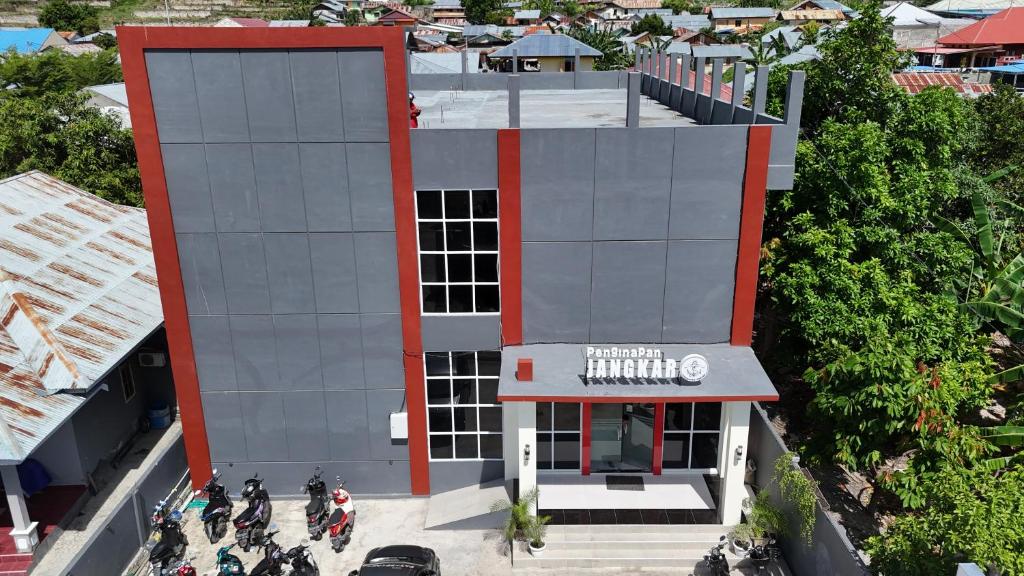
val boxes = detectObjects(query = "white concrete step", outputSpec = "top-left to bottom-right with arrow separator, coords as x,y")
546,523 -> 732,536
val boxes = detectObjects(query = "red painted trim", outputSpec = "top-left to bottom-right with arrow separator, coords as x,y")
498,394 -> 780,403
498,129 -> 522,346
581,403 -> 592,475
653,402 -> 665,475
118,30 -> 212,490
115,26 -> 404,50
731,125 -> 773,346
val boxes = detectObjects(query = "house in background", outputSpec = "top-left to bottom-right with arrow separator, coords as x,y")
881,2 -> 975,52
511,9 -> 541,25
432,0 -> 466,26
83,82 -> 131,128
213,17 -> 270,27
708,7 -> 777,34
0,171 -> 174,572
0,28 -> 67,54
377,7 -> 418,26
489,33 -> 602,72
916,6 -> 1024,68
779,0 -> 852,25
891,72 -> 993,97
923,0 -> 1013,19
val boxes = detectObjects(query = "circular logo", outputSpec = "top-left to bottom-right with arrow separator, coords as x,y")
679,354 -> 709,382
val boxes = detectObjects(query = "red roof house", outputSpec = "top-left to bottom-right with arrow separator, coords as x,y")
891,72 -> 994,97
919,7 -> 1024,67
376,8 -> 417,26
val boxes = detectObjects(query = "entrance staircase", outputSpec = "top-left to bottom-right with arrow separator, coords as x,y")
0,552 -> 32,576
512,523 -> 739,572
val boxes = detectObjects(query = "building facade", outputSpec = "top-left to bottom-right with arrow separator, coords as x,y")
119,26 -> 802,526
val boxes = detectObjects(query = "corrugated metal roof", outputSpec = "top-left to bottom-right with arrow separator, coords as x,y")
892,72 -> 995,95
709,7 -> 777,19
0,171 -> 162,462
513,9 -> 541,19
691,44 -> 754,59
0,27 -> 57,54
491,33 -> 602,58
84,82 -> 128,107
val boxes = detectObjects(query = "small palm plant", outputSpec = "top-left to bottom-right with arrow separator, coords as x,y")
525,513 -> 551,554
490,487 -> 542,550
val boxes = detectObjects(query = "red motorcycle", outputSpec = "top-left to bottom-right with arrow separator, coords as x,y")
327,477 -> 356,553
174,557 -> 196,576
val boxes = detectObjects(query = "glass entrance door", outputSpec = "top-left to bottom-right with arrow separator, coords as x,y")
589,403 -> 654,473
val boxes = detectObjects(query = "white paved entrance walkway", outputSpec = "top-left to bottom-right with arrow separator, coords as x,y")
538,474 -> 714,510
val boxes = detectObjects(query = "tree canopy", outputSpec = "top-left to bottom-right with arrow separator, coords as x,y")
39,0 -> 100,35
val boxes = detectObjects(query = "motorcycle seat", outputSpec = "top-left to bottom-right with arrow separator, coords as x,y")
234,503 -> 260,524
249,557 -> 275,576
305,498 -> 325,517
150,540 -> 175,562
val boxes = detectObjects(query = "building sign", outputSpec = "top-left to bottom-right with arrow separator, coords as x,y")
583,346 -> 709,382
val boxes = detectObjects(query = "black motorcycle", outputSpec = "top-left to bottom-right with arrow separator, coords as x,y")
285,543 -> 320,576
746,535 -> 781,574
302,466 -> 330,541
234,474 -> 272,553
703,536 -> 729,576
249,530 -> 287,576
197,468 -> 232,544
148,503 -> 188,575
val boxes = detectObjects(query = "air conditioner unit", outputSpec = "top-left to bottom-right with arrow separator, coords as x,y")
138,352 -> 167,368
390,412 -> 408,440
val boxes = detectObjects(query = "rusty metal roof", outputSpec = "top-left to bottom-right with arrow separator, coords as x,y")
0,171 -> 162,462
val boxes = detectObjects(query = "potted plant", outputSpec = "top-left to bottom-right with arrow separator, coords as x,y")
490,487 -> 541,553
730,490 -> 786,553
526,514 -> 551,557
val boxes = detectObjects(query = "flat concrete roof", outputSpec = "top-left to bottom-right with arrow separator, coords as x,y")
414,89 -> 697,129
497,344 -> 779,402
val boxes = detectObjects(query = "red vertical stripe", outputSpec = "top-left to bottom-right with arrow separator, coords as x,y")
581,402 -> 591,475
731,125 -> 773,346
118,29 -> 212,490
653,402 -> 665,475
498,129 -> 522,346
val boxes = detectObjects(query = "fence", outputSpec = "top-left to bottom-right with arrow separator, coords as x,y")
748,403 -> 871,576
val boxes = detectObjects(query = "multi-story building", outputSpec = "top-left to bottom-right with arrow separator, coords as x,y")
119,26 -> 803,529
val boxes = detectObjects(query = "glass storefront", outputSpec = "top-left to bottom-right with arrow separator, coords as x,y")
590,403 -> 656,473
663,402 -> 721,470
536,402 -> 581,470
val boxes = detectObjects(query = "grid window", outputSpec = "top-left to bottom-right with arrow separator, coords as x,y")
425,351 -> 502,460
663,402 -> 722,470
536,402 -> 581,470
417,189 -> 500,314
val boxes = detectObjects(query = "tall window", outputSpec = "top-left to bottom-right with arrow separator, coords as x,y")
425,351 -> 502,460
536,403 -> 581,470
663,403 -> 721,470
416,189 -> 500,314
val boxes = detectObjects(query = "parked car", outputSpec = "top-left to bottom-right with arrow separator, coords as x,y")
346,545 -> 440,576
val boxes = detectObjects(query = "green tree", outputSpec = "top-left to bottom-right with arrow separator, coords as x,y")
344,8 -> 362,26
565,26 -> 631,70
92,32 -> 117,49
463,0 -> 509,24
662,0 -> 695,15
0,48 -> 122,98
560,0 -> 582,18
525,0 -> 556,17
39,0 -> 100,35
973,84 -> 1024,204
629,14 -> 672,36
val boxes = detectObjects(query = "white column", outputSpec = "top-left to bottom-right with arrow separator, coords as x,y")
501,402 -> 536,512
718,401 -> 751,525
1,465 -> 39,553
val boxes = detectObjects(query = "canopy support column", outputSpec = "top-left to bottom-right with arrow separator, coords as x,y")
1,465 -> 38,553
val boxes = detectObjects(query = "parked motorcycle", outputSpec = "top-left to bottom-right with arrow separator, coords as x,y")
249,529 -> 287,576
148,504 -> 188,575
703,536 -> 729,576
285,543 -> 320,576
326,476 -> 356,553
174,557 -> 197,576
302,466 -> 330,541
197,468 -> 233,543
746,535 -> 781,574
216,543 -> 246,575
234,474 -> 272,552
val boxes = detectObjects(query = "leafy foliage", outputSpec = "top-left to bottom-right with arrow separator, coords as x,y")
0,48 -> 122,97
39,0 -> 100,35
773,455 -> 818,545
973,84 -> 1024,203
565,26 -> 632,70
463,0 -> 509,24
661,0 -> 696,14
490,487 -> 540,544
92,32 -> 117,49
630,14 -> 672,36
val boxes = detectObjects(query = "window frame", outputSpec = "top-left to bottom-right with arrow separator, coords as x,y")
662,402 -> 722,472
425,351 -> 503,461
415,189 -> 501,316
535,402 -> 583,472
120,363 -> 136,404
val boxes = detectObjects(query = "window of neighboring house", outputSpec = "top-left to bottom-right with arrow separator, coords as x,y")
564,57 -> 575,72
662,402 -> 722,470
425,351 -> 503,460
120,363 -> 136,403
536,402 -> 582,470
416,189 -> 500,314
735,19 -> 742,27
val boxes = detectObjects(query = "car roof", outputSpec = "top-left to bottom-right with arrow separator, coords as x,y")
367,545 -> 432,563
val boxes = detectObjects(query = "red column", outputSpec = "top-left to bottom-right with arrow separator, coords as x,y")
653,403 -> 665,475
498,129 -> 522,346
731,125 -> 773,346
581,402 -> 591,475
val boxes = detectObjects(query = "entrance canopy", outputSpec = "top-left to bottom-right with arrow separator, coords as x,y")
497,344 -> 778,402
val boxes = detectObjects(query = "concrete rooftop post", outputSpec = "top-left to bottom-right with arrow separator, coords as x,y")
784,70 -> 806,127
512,48 -> 518,73
574,47 -> 581,88
732,62 -> 747,108
1,465 -> 38,553
508,73 -> 520,128
626,71 -> 641,128
710,58 -> 723,101
667,53 -> 677,86
634,46 -> 641,70
694,57 -> 707,95
752,65 -> 769,116
680,53 -> 691,89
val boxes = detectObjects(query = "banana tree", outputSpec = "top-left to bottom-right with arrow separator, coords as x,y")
976,425 -> 1024,472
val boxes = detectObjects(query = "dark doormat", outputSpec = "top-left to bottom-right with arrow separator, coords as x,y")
606,475 -> 645,491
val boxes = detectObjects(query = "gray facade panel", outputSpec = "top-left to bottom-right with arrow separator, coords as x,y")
366,388 -> 408,460
309,233 -> 360,314
301,143 -> 352,232
429,461 -> 505,494
410,130 -> 498,190
662,240 -> 737,343
189,315 -> 237,391
240,51 -> 298,142
274,314 -> 324,390
521,129 -> 595,242
283,390 -> 330,461
202,391 -> 248,462
263,233 -> 317,314
176,233 -> 227,315
145,51 -> 202,143
347,143 -> 396,232
590,241 -> 668,342
254,144 -> 308,232
421,315 -> 501,352
670,127 -> 746,239
162,144 -> 214,233
219,233 -> 271,314
339,50 -> 389,142
191,50 -> 250,143
360,313 -> 404,390
206,143 -> 261,232
239,391 -> 289,461
230,315 -> 280,391
522,241 -> 593,343
290,50 -> 345,142
593,128 -> 674,240
353,232 -> 400,313
318,314 -> 365,390
211,460 -> 411,496
325,390 -> 371,460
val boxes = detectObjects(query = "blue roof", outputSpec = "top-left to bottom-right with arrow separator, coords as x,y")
978,63 -> 1024,74
0,28 -> 56,54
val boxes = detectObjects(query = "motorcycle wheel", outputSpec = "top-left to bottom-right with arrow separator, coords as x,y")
205,522 -> 215,543
311,531 -> 322,541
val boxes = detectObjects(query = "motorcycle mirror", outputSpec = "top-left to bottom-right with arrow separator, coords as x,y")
719,535 -> 727,542
193,489 -> 201,496
212,467 -> 219,475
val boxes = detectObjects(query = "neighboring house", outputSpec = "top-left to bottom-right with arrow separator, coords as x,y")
213,17 -> 270,27
924,0 -> 1014,19
761,24 -> 803,54
463,24 -> 522,47
83,82 -> 131,128
674,27 -> 719,46
410,51 -> 482,73
312,0 -> 349,22
787,0 -> 857,18
691,43 -> 754,62
891,71 -> 993,96
50,42 -> 103,55
916,7 -> 1024,68
881,2 -> 974,51
269,19 -> 312,27
0,28 -> 67,54
511,9 -> 541,25
377,7 -> 418,26
708,7 -> 777,33
978,62 -> 1024,90
778,0 -> 854,24
663,14 -> 711,30
489,33 -> 603,71
0,171 -> 172,569
432,0 -> 466,26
